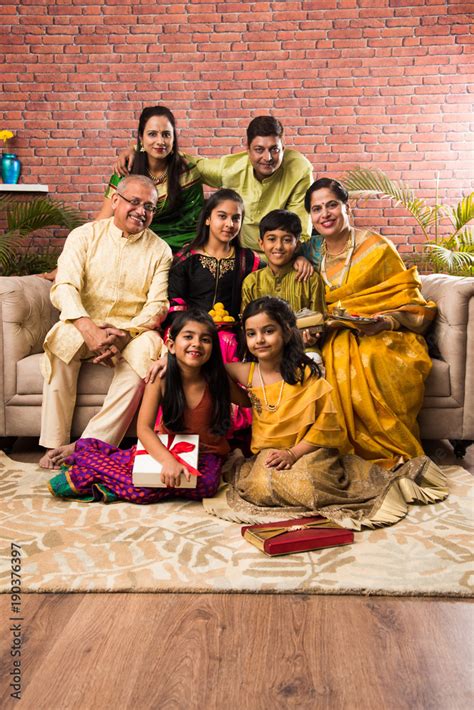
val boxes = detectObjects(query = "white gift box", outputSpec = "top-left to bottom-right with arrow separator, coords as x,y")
132,434 -> 199,488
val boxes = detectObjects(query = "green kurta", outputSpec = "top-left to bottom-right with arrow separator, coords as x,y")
241,262 -> 326,316
185,149 -> 313,252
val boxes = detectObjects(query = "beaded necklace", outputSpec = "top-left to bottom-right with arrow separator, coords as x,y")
257,363 -> 285,412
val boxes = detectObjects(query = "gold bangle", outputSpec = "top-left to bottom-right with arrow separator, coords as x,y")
286,448 -> 297,462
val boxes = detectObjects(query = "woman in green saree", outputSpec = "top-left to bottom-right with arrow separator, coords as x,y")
40,106 -> 204,282
96,105 -> 203,252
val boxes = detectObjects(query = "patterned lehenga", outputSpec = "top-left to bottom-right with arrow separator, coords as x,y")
49,387 -> 229,504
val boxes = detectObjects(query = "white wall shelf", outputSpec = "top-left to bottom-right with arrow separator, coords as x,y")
0,184 -> 49,193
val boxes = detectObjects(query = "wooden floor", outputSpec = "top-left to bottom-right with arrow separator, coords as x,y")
1,439 -> 473,710
0,594 -> 473,710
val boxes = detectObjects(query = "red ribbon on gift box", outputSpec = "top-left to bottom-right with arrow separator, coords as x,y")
135,433 -> 201,477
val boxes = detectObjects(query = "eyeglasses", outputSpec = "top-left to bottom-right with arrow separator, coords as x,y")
117,193 -> 157,213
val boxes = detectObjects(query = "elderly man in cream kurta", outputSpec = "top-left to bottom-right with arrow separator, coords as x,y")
39,175 -> 172,469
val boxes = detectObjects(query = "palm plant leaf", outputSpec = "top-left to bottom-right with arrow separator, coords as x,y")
424,243 -> 474,273
4,198 -> 82,237
0,196 -> 24,267
0,235 -> 22,269
454,226 -> 474,248
1,250 -> 61,277
445,193 -> 474,233
0,195 -> 15,211
1,196 -> 82,274
342,168 -> 436,234
438,227 -> 474,252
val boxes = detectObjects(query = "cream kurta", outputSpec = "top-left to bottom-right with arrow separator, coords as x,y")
42,218 -> 173,380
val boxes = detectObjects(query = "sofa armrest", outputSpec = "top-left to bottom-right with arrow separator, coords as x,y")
421,274 -> 474,437
0,276 -> 58,432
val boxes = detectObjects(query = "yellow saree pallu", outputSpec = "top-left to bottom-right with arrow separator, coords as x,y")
322,231 -> 437,467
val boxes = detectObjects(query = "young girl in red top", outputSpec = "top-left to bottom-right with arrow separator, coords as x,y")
48,310 -> 248,503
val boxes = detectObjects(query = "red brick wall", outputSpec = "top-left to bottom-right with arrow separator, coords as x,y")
2,0 -> 473,253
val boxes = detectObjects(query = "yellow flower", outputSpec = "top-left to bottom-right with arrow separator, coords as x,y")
0,130 -> 14,144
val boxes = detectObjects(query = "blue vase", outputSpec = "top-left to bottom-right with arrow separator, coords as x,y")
1,153 -> 21,184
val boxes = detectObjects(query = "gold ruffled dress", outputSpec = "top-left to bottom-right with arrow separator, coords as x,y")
204,365 -> 447,530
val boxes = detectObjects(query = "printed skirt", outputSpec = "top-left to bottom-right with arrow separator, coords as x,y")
48,437 -> 223,504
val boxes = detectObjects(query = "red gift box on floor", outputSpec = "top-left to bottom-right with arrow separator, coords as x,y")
241,516 -> 354,556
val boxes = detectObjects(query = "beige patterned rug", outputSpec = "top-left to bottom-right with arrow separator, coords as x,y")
0,452 -> 472,596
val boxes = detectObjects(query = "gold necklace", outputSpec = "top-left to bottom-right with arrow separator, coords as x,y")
147,167 -> 168,185
202,246 -> 235,259
257,363 -> 285,412
320,228 -> 356,291
324,238 -> 349,257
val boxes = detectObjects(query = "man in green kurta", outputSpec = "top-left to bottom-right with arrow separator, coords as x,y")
190,117 -> 313,252
117,116 -> 313,254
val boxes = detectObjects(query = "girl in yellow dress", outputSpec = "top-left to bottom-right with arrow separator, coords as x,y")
227,297 -> 342,470
209,296 -> 447,530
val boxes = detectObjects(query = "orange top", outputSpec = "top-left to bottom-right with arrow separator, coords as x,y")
157,385 -> 230,457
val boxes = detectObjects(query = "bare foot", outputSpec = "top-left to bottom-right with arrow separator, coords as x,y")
50,443 -> 76,466
39,443 -> 76,470
39,450 -> 61,470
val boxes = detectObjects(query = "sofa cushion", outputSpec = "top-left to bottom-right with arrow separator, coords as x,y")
423,357 -> 450,398
16,355 -> 44,395
17,354 -> 114,396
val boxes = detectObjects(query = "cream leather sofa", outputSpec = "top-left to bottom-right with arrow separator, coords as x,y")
0,274 -> 473,455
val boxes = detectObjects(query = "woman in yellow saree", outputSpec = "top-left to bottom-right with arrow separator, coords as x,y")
305,178 -> 437,468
